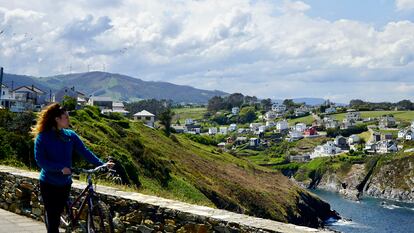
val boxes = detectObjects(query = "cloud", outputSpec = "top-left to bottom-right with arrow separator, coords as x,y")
61,15 -> 113,42
395,0 -> 414,11
0,0 -> 414,103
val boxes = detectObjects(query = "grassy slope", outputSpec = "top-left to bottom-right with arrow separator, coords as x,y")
332,111 -> 414,122
67,106 -> 334,227
172,107 -> 207,122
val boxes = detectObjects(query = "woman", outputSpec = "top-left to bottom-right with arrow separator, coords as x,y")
32,103 -> 112,233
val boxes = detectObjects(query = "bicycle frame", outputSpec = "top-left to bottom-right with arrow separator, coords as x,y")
63,174 -> 97,229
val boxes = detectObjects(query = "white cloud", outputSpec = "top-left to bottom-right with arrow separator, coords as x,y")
0,0 -> 414,102
396,0 -> 414,11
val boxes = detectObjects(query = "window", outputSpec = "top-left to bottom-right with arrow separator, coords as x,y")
145,116 -> 151,120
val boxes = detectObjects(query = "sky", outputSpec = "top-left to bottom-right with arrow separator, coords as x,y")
1,0 -> 414,103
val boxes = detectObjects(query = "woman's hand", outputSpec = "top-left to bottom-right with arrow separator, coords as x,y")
106,161 -> 115,169
61,167 -> 71,175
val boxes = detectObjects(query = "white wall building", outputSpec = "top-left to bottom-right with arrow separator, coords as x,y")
276,120 -> 289,131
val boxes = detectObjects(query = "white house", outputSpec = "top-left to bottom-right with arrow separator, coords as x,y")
232,107 -> 240,115
133,110 -> 155,127
185,118 -> 194,125
11,85 -> 46,112
266,121 -> 276,127
276,120 -> 289,131
379,116 -> 396,129
325,107 -> 337,114
209,127 -> 218,135
88,96 -> 113,110
228,123 -> 237,131
249,138 -> 260,147
258,125 -> 267,133
345,110 -> 361,121
272,104 -> 286,113
398,129 -> 408,139
104,102 -> 129,116
376,140 -> 398,154
411,121 -> 414,130
295,123 -> 307,132
405,130 -> 414,141
0,84 -> 14,109
348,135 -> 360,145
341,119 -> 356,129
265,111 -> 277,120
289,130 -> 303,140
250,123 -> 262,131
311,141 -> 342,159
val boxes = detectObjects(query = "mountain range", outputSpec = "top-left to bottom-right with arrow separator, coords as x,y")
2,71 -> 227,104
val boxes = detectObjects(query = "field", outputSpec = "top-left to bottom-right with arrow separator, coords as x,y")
288,115 -> 315,125
332,111 -> 414,122
172,107 -> 207,121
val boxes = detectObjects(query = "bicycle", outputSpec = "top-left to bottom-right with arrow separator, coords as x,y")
55,163 -> 116,233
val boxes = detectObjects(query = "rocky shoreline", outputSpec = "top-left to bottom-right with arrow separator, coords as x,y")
293,158 -> 414,203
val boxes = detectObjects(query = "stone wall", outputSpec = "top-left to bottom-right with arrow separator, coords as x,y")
0,165 -> 332,233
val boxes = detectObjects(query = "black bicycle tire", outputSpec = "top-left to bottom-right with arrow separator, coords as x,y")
87,198 -> 115,233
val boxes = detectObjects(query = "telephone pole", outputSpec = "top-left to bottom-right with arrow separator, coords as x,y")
0,67 -> 3,106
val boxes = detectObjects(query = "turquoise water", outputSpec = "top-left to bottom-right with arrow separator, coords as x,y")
311,189 -> 414,233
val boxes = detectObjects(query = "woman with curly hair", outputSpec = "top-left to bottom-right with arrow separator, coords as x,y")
32,103 -> 112,233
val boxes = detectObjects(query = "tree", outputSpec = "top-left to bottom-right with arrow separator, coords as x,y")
207,96 -> 225,112
158,108 -> 174,136
283,99 -> 296,109
227,93 -> 244,109
62,95 -> 77,111
239,106 -> 257,123
261,98 -> 272,111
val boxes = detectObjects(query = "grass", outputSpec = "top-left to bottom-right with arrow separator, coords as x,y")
358,131 -> 371,142
332,111 -> 414,123
172,107 -> 207,122
288,115 -> 315,125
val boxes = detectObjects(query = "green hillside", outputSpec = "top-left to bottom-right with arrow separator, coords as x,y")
0,107 -> 337,227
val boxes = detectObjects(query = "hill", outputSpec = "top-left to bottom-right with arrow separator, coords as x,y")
2,71 -> 227,103
0,107 -> 338,228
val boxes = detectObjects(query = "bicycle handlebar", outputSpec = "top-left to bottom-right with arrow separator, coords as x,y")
71,163 -> 115,175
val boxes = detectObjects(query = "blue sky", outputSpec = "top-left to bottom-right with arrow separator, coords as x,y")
1,0 -> 414,103
305,0 -> 413,25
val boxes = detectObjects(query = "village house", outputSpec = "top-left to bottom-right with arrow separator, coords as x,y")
266,121 -> 275,127
232,107 -> 240,115
341,118 -> 356,129
289,154 -> 311,163
311,141 -> 342,159
295,123 -> 307,132
53,86 -> 87,108
171,125 -> 185,133
381,133 -> 393,141
271,103 -> 286,113
11,85 -> 46,112
289,130 -> 303,141
133,110 -> 155,127
334,136 -> 349,150
276,120 -> 289,131
235,136 -> 248,145
185,118 -> 194,125
379,116 -> 396,129
345,110 -> 361,121
184,124 -> 201,134
111,102 -> 129,115
250,123 -> 262,132
324,107 -> 337,114
265,111 -> 277,120
88,96 -> 113,110
228,123 -> 237,132
249,138 -> 260,147
0,84 -> 14,109
348,134 -> 360,145
304,127 -> 317,137
376,140 -> 398,154
208,127 -> 218,135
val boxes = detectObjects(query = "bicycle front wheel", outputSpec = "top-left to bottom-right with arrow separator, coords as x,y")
87,198 -> 114,233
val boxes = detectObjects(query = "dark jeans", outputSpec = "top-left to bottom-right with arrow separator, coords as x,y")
40,181 -> 71,233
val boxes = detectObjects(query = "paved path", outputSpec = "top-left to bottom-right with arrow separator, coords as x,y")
0,208 -> 46,233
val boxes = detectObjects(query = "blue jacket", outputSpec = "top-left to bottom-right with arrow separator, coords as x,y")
34,128 -> 104,186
